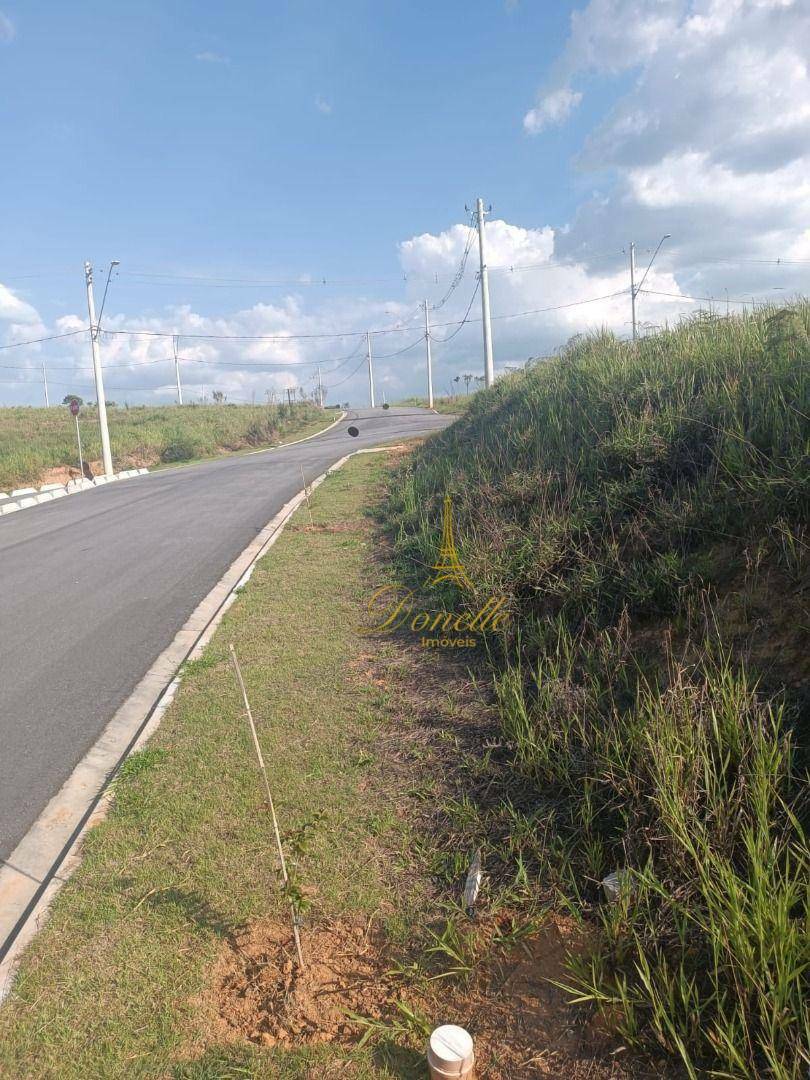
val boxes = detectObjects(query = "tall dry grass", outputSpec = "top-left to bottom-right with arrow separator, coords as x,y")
388,303 -> 809,1077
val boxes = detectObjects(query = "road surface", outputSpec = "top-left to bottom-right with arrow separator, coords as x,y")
0,408 -> 451,863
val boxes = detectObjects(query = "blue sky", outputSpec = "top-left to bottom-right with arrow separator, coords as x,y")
1,0 -> 808,405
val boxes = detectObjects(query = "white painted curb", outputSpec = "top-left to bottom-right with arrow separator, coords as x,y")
0,445 -> 388,1002
0,469 -> 150,522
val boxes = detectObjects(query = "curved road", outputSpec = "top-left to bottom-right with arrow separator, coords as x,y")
0,407 -> 451,864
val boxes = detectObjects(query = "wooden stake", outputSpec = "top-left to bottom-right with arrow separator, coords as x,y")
229,643 -> 304,969
300,466 -> 314,527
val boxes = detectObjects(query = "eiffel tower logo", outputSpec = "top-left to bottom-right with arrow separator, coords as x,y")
429,494 -> 474,592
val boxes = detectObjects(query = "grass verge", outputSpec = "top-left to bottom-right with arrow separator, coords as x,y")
0,452 -> 429,1078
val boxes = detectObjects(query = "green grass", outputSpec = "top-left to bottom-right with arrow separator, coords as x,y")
0,454 -> 430,1079
0,402 -> 333,489
396,395 -> 467,415
386,302 -> 810,1078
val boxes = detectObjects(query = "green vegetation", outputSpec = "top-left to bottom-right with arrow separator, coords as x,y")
387,303 -> 809,1078
396,395 -> 466,415
0,402 -> 329,489
0,454 -> 430,1078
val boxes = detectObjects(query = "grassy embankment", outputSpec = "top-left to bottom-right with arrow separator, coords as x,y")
387,304 -> 809,1078
0,402 -> 331,490
396,395 -> 466,415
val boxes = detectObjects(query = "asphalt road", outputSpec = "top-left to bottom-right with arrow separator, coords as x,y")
0,407 -> 451,863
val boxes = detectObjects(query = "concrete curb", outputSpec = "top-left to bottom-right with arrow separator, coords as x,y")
0,469 -> 149,522
0,444 -> 387,1002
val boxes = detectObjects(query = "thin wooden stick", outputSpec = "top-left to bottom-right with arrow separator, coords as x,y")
229,643 -> 304,969
300,466 -> 314,527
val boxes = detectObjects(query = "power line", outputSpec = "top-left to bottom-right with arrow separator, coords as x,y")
0,328 -> 88,351
429,279 -> 481,343
322,354 -> 370,390
431,214 -> 477,311
639,288 -> 779,306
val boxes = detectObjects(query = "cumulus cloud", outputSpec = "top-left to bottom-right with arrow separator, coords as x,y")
314,95 -> 333,115
0,12 -> 14,42
525,0 -> 810,302
524,86 -> 583,133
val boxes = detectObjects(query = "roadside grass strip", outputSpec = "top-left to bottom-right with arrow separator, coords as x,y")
0,453 -> 429,1079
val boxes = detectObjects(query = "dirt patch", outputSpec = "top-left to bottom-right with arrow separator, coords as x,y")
212,917 -> 397,1048
444,914 -> 645,1079
206,912 -> 649,1077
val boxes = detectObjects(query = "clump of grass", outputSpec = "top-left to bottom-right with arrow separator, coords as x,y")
387,302 -> 810,1077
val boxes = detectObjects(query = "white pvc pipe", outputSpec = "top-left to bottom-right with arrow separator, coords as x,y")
427,1025 -> 474,1079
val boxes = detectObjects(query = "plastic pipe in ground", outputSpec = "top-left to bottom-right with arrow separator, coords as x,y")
427,1025 -> 474,1079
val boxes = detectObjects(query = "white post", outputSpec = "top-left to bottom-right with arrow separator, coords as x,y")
629,241 -> 637,342
42,363 -> 50,407
476,197 -> 495,388
424,299 -> 434,409
84,262 -> 114,477
173,335 -> 183,405
366,330 -> 375,408
74,412 -> 85,477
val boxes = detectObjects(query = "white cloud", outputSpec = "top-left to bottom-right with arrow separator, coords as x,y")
0,286 -> 40,326
0,12 -> 14,43
524,0 -> 810,299
195,51 -> 229,64
315,95 -> 333,115
524,86 -> 583,133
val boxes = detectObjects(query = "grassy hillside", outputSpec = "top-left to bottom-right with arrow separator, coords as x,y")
0,402 -> 329,490
387,304 -> 809,1078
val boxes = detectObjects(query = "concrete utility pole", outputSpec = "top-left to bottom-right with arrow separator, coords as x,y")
84,261 -> 114,477
317,364 -> 324,408
475,197 -> 495,387
423,299 -> 434,409
172,335 -> 183,405
366,330 -> 375,408
42,362 -> 49,407
629,241 -> 638,342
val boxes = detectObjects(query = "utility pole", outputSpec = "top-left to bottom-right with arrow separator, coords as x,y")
317,364 -> 324,408
84,261 -> 114,477
366,330 -> 375,408
423,299 -> 434,409
172,335 -> 183,405
629,241 -> 638,342
475,198 -> 495,387
42,362 -> 50,407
